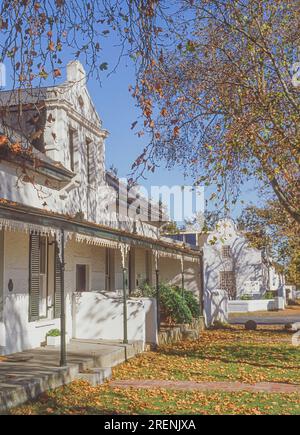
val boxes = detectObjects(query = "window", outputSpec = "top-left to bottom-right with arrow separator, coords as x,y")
219,271 -> 236,299
85,138 -> 95,184
86,138 -> 92,184
69,128 -> 75,172
29,235 -> 62,321
76,264 -> 88,292
221,245 -> 231,259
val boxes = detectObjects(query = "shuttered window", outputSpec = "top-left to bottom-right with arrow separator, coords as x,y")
29,234 -> 41,321
54,243 -> 62,319
29,235 -> 62,321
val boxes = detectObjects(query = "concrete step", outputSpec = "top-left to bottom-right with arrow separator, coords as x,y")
70,340 -> 144,369
0,363 -> 80,412
0,339 -> 143,412
75,367 -> 112,386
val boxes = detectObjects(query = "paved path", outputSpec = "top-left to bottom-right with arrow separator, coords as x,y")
230,315 -> 300,325
229,307 -> 300,325
110,380 -> 300,394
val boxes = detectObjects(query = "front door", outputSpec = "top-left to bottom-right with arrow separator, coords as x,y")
76,264 -> 87,292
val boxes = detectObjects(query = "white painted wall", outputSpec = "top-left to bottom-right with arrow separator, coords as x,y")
204,289 -> 228,326
203,219 -> 267,300
1,231 -> 114,354
142,297 -> 158,345
2,231 -> 65,354
72,292 -> 146,344
159,256 -> 201,300
228,297 -> 285,313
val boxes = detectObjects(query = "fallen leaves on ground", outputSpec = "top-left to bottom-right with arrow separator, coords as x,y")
113,326 -> 300,385
10,380 -> 300,415
9,326 -> 300,415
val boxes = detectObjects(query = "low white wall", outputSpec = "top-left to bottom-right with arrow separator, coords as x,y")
275,297 -> 285,310
204,289 -> 228,327
73,292 -> 147,344
4,293 -> 67,354
228,297 -> 285,313
141,297 -> 158,345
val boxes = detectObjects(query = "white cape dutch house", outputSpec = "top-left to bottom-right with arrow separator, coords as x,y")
167,218 -> 286,322
202,218 -> 285,301
0,61 -> 202,356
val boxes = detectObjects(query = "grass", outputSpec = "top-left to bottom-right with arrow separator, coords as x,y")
10,326 -> 300,415
113,326 -> 300,385
10,381 -> 300,415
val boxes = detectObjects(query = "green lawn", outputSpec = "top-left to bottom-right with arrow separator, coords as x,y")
11,381 -> 300,415
114,327 -> 300,385
11,326 -> 300,415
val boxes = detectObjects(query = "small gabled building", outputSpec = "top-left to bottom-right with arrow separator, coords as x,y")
167,218 -> 286,301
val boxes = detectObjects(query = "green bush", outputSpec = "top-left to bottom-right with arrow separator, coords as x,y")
240,295 -> 252,301
46,329 -> 61,337
134,282 -> 156,298
159,283 -> 193,324
135,282 -> 195,324
173,286 -> 201,318
264,291 -> 274,300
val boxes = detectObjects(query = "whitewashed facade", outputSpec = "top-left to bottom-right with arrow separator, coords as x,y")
168,218 -> 286,314
0,61 -> 202,355
201,219 -> 286,301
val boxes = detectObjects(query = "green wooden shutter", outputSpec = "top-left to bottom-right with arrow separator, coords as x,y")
29,234 -> 40,321
54,243 -> 62,318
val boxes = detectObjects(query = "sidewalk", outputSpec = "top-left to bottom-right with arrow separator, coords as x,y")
110,379 -> 300,394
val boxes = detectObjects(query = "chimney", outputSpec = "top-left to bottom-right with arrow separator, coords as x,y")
67,60 -> 86,85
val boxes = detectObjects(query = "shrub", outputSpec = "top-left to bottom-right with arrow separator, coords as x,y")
173,286 -> 201,318
132,282 -> 156,298
140,282 -> 156,297
159,283 -> 193,324
264,291 -> 274,300
136,282 -> 194,324
240,294 -> 252,301
46,329 -> 61,337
